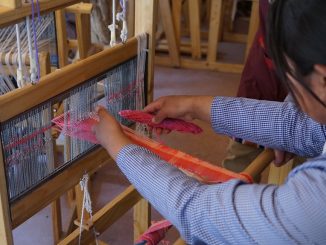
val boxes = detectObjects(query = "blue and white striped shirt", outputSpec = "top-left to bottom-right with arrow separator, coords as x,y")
117,97 -> 326,244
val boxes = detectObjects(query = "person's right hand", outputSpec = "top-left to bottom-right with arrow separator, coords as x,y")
144,95 -> 214,124
144,95 -> 196,124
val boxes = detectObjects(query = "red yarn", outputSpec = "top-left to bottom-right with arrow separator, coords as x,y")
52,113 -> 99,144
52,114 -> 253,183
119,110 -> 203,134
135,220 -> 172,245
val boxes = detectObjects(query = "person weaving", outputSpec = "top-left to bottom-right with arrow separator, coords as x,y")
93,0 -> 326,243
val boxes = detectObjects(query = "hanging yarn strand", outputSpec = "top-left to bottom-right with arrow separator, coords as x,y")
117,0 -> 128,43
135,34 -> 148,135
78,174 -> 99,245
109,0 -> 117,47
26,16 -> 37,83
31,0 -> 41,82
15,24 -> 25,88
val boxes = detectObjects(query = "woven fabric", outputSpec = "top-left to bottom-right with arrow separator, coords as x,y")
52,113 -> 99,144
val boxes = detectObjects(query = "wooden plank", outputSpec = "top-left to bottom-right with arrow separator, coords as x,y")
39,52 -> 51,77
0,0 -> 80,28
268,160 -> 294,185
0,145 -> 14,245
75,13 -> 92,59
135,0 -> 158,103
65,3 -> 93,14
65,205 -> 78,236
58,186 -> 142,245
223,32 -> 248,43
0,0 -> 21,9
188,0 -> 201,59
133,199 -> 151,241
158,0 -> 180,67
242,149 -> 274,181
245,0 -> 259,60
0,37 -> 138,122
11,147 -> 110,228
55,10 -> 69,67
207,0 -> 223,63
172,0 -> 182,47
157,41 -> 209,54
52,198 -> 63,243
155,55 -> 244,73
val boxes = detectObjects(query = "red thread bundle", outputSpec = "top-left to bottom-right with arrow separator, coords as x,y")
119,110 -> 203,134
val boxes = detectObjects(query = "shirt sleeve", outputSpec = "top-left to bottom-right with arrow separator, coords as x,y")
117,144 -> 326,245
211,96 -> 326,157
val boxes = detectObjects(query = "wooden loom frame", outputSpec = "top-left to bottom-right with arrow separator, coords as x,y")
0,1 -> 158,244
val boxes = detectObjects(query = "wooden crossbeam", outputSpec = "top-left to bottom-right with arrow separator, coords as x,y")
0,37 -> 138,122
0,0 -> 80,28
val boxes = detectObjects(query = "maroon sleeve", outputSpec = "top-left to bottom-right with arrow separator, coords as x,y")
236,0 -> 287,101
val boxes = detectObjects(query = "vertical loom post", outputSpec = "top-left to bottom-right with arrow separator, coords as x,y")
245,0 -> 259,60
134,0 -> 158,240
188,0 -> 201,59
158,0 -> 180,67
0,145 -> 13,245
39,51 -> 51,77
135,0 -> 158,104
75,12 -> 92,59
55,10 -> 69,67
172,0 -> 182,48
207,0 -> 223,64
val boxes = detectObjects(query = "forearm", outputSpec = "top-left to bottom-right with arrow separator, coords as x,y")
116,144 -> 324,244
211,96 -> 326,157
191,96 -> 214,123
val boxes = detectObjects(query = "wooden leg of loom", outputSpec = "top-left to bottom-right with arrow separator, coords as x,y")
268,160 -> 294,185
133,199 -> 151,242
207,0 -> 223,64
172,0 -> 182,49
0,147 -> 13,244
158,0 -> 180,67
188,0 -> 202,59
242,149 -> 274,180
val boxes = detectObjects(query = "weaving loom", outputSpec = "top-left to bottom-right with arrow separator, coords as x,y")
0,1 -> 159,244
0,1 -> 275,244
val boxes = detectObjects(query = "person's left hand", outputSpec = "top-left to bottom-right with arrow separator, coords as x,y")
92,106 -> 132,160
273,149 -> 294,167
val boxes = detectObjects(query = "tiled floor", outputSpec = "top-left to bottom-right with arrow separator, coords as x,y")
13,66 -> 241,245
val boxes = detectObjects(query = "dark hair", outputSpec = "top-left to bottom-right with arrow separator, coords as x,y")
267,0 -> 326,106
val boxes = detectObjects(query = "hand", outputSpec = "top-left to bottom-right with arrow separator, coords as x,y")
273,149 -> 294,167
144,95 -> 213,124
92,106 -> 132,160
